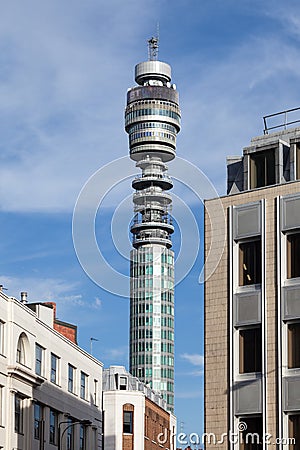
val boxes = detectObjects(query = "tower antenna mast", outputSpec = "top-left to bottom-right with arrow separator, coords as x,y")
148,27 -> 159,61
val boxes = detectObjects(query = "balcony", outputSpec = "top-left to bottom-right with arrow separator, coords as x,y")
133,188 -> 172,206
132,173 -> 173,191
131,229 -> 173,249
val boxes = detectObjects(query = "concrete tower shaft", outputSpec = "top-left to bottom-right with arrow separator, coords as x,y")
126,53 -> 180,412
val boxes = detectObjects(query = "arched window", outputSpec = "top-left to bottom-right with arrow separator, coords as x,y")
16,333 -> 27,365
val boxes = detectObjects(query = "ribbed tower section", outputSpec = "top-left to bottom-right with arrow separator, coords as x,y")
125,57 -> 181,412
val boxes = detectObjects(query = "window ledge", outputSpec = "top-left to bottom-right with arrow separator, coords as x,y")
284,368 -> 300,376
235,284 -> 262,294
235,372 -> 262,382
284,277 -> 300,287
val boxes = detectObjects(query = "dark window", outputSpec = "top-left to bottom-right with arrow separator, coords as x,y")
16,335 -> 26,365
93,379 -> 98,405
34,403 -> 42,439
68,364 -> 75,393
123,411 -> 133,434
287,233 -> 300,279
288,323 -> 300,369
80,372 -> 87,399
49,409 -> 58,445
239,328 -> 262,373
239,240 -> 261,286
51,353 -> 59,384
15,394 -> 23,433
289,414 -> 300,450
250,149 -> 276,188
35,344 -> 43,376
79,424 -> 86,450
67,418 -> 74,450
240,416 -> 263,450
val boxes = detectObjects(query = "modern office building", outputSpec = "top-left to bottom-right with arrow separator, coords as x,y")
204,115 -> 300,450
103,365 -> 176,450
0,288 -> 103,450
125,38 -> 180,412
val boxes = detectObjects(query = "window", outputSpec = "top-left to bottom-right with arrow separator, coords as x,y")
289,414 -> 300,450
296,144 -> 300,180
93,379 -> 98,405
79,424 -> 86,450
240,416 -> 263,450
287,233 -> 300,279
239,327 -> 262,373
15,394 -> 23,434
49,409 -> 58,445
35,344 -> 43,376
119,377 -> 127,390
288,323 -> 300,369
34,403 -> 42,439
250,149 -> 275,189
0,321 -> 4,355
0,386 -> 3,426
67,418 -> 74,450
16,334 -> 26,365
239,240 -> 261,286
123,411 -> 133,434
68,364 -> 75,393
80,372 -> 87,399
51,353 -> 59,384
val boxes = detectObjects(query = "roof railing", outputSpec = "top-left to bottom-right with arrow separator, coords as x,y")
263,106 -> 300,134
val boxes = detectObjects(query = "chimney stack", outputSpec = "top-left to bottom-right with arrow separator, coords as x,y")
20,291 -> 28,304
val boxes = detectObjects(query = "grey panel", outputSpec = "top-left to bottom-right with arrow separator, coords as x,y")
233,203 -> 261,239
234,291 -> 261,326
283,377 -> 300,411
234,378 -> 262,415
282,195 -> 300,231
282,285 -> 300,320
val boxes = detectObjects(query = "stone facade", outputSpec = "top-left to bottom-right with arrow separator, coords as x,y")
205,126 -> 300,450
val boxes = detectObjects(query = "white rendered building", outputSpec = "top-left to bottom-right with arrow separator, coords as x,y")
0,289 -> 103,450
103,366 -> 176,450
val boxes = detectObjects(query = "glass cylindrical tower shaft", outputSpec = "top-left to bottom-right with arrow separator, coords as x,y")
126,57 -> 180,413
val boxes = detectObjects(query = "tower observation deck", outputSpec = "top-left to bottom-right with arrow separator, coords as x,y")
125,41 -> 180,412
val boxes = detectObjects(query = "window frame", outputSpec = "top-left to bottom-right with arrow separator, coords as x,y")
68,364 -> 75,393
123,410 -> 133,434
0,321 -> 4,355
287,232 -> 300,279
35,343 -> 44,376
79,423 -> 86,450
239,239 -> 262,286
50,353 -> 59,385
250,148 -> 276,189
49,408 -> 58,445
239,327 -> 262,374
34,402 -> 42,440
80,372 -> 88,400
14,394 -> 23,434
288,322 -> 300,369
16,335 -> 26,366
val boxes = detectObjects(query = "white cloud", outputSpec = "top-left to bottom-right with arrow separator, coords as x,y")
181,353 -> 204,367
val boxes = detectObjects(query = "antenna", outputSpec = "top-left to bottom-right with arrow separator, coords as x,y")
148,29 -> 159,61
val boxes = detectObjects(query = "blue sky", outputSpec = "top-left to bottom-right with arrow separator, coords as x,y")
1,0 -> 300,441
